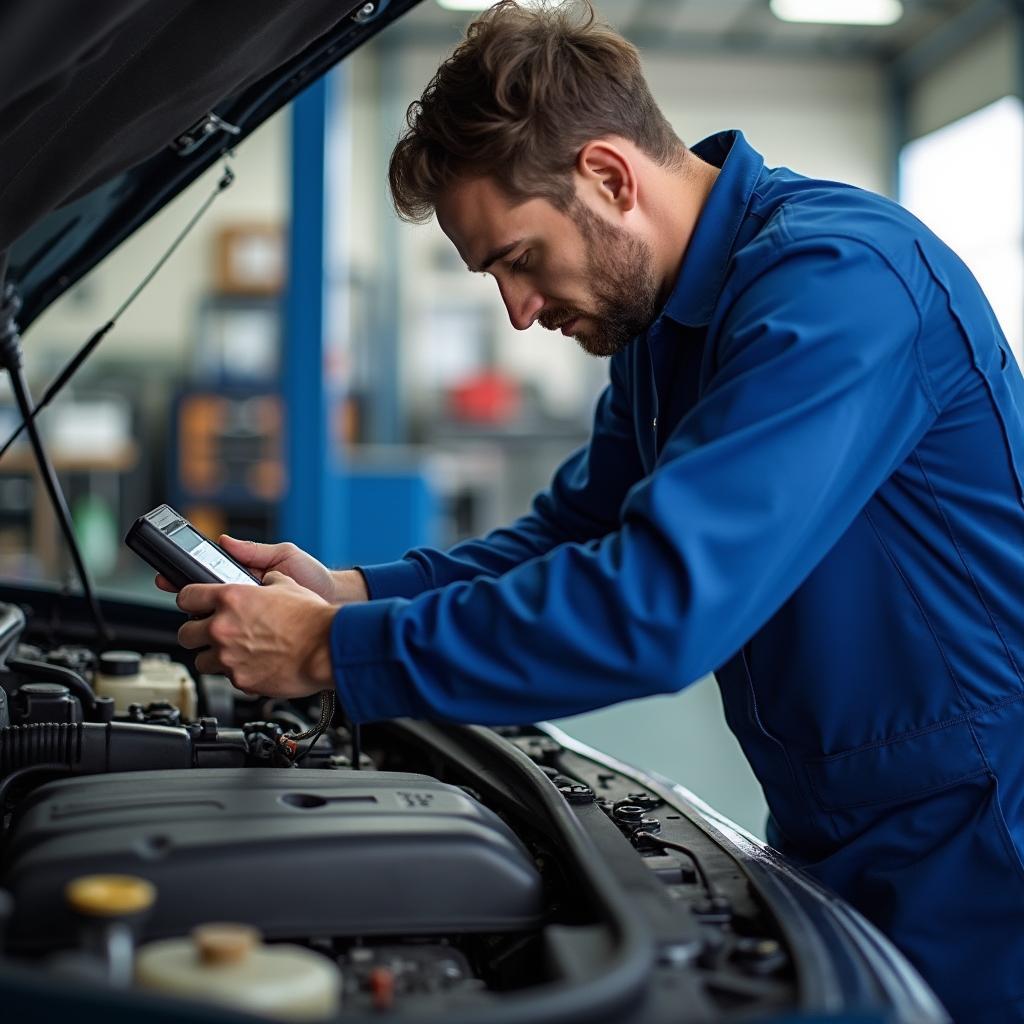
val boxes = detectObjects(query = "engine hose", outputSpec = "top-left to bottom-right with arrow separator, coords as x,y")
7,657 -> 99,713
0,723 -> 80,771
0,763 -> 69,814
0,722 -> 193,775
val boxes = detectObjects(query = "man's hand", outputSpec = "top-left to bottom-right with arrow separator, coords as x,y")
155,535 -> 368,605
176,572 -> 336,699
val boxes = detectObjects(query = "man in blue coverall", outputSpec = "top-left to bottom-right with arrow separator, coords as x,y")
168,2 -> 1024,1018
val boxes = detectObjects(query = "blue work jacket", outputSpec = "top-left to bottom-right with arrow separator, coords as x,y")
332,130 -> 1024,1021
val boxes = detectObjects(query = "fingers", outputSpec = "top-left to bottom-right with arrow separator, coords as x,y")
194,649 -> 229,675
155,574 -> 178,593
176,583 -> 223,616
177,614 -> 211,651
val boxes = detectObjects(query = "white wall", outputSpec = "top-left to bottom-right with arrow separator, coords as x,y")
646,52 -> 889,194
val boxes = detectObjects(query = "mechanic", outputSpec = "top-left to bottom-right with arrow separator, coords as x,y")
164,2 -> 1024,1019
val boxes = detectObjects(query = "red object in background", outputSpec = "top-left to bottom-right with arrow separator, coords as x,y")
368,966 -> 395,1010
447,370 -> 521,424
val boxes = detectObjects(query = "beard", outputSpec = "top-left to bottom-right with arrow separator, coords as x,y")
539,201 -> 660,358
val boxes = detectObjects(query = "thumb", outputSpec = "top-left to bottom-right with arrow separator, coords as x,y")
219,534 -> 282,570
262,570 -> 295,588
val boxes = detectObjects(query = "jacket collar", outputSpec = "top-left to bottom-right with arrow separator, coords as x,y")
662,129 -> 765,329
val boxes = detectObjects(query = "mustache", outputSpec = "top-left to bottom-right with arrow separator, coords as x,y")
538,307 -> 585,332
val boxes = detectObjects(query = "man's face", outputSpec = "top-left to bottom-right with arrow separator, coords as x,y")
436,176 -> 659,357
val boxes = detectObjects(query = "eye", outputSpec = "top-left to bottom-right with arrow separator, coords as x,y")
511,251 -> 530,274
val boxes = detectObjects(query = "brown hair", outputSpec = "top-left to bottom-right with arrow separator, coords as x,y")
388,0 -> 685,223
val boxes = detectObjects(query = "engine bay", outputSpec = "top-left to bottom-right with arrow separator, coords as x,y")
0,588 -> 939,1022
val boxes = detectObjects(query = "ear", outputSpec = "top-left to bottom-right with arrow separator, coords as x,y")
575,139 -> 638,216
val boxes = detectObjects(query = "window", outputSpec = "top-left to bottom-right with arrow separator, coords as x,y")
900,95 -> 1024,364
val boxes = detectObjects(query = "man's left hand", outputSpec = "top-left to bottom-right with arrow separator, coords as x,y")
176,572 -> 336,700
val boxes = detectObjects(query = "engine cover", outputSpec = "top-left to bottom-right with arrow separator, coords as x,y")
3,768 -> 545,951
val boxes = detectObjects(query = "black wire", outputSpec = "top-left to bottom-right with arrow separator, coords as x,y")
287,690 -> 336,765
294,728 -> 326,766
638,833 -> 720,901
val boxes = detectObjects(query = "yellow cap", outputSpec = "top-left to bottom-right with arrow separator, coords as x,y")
193,923 -> 261,966
66,874 -> 156,917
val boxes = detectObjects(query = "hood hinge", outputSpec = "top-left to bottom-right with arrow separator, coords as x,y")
172,112 -> 241,157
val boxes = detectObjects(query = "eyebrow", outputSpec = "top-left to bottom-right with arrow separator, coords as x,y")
472,239 -> 523,273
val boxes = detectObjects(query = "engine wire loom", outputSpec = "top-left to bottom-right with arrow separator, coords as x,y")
278,688 -> 336,761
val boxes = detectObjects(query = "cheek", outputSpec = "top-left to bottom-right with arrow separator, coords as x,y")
542,255 -> 593,308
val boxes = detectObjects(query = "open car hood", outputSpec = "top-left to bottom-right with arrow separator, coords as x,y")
1,0 -> 420,330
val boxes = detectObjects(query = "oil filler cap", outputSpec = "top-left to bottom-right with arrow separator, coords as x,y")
66,874 -> 156,917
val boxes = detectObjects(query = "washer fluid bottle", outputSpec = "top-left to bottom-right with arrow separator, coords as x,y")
93,650 -> 197,720
135,923 -> 340,1020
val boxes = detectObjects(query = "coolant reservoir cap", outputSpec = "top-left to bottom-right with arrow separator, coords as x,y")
194,923 -> 261,966
66,874 -> 156,916
99,650 -> 142,676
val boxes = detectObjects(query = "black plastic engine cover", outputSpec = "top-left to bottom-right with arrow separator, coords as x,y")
3,768 -> 545,951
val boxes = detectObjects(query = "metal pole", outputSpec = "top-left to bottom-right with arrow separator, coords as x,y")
283,75 -> 349,566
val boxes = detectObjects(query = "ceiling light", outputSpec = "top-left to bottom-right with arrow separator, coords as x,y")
769,0 -> 904,26
434,0 -> 494,9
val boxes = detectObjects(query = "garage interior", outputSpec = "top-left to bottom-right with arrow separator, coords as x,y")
0,0 -> 1017,841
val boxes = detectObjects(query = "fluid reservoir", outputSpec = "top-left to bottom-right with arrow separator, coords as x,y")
93,651 -> 197,721
136,924 -> 340,1021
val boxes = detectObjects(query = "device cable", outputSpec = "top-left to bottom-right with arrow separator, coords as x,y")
281,689 -> 336,764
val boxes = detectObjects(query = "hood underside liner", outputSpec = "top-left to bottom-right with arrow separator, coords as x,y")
3,0 -> 420,328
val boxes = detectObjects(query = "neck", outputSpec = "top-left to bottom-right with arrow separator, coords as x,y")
652,153 -> 721,307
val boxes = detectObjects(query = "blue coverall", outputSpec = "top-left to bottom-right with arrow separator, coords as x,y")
331,130 -> 1024,1021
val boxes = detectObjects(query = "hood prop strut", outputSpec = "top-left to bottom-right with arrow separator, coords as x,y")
0,165 -> 235,462
0,162 -> 234,646
0,258 -> 111,644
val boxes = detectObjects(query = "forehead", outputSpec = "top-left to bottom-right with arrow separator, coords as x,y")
435,176 -> 567,270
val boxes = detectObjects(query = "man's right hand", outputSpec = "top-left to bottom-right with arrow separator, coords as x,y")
154,535 -> 369,605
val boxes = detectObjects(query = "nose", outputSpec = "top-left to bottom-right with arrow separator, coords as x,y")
497,277 -> 544,331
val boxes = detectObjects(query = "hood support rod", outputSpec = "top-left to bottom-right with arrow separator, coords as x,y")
0,259 -> 110,644
0,165 -> 235,462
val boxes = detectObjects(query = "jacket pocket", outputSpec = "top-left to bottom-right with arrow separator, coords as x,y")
805,717 -> 988,813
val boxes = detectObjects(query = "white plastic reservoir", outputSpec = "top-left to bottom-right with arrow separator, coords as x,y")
135,923 -> 340,1020
93,650 -> 197,720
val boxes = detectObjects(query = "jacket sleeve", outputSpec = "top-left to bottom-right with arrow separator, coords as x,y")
331,237 -> 939,725
357,352 -> 646,600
